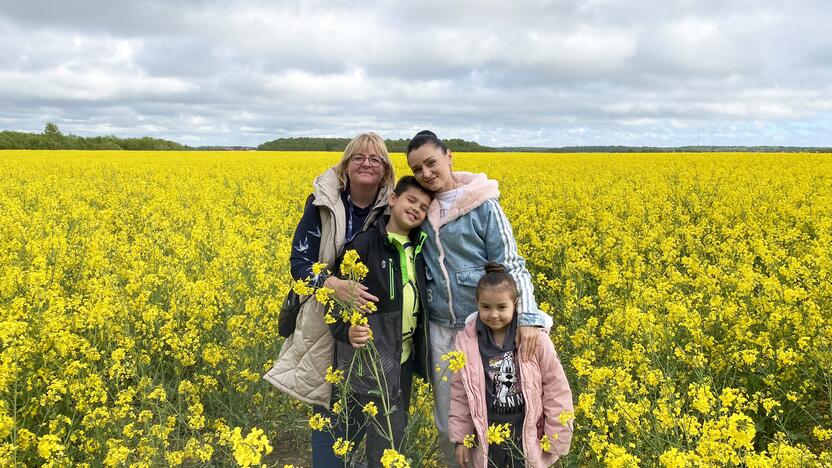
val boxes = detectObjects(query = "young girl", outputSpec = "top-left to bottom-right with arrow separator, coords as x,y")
449,262 -> 574,468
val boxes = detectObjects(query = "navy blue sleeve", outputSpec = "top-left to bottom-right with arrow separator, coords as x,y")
328,247 -> 350,342
329,316 -> 351,343
290,195 -> 324,282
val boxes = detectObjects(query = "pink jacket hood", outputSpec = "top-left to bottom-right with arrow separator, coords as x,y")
449,318 -> 574,467
426,171 -> 499,231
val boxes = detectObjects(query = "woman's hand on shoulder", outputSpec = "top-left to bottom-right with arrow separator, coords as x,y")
517,325 -> 540,362
325,276 -> 379,310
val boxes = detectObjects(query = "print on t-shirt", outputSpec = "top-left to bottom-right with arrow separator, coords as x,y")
488,351 -> 525,415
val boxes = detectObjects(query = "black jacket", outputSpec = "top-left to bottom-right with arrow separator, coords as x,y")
329,216 -> 432,399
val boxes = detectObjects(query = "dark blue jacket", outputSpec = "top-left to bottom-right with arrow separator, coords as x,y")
329,216 -> 431,398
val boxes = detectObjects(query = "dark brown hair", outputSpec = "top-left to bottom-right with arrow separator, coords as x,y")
475,261 -> 518,301
393,175 -> 434,199
406,129 -> 448,156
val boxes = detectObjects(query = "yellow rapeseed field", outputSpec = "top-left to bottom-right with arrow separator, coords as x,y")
1,150 -> 831,466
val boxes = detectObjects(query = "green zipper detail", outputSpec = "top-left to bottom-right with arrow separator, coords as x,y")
405,231 -> 426,288
397,245 -> 408,293
414,231 -> 427,257
389,257 -> 395,300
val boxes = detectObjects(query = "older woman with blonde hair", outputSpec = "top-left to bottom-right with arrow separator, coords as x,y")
264,132 -> 395,466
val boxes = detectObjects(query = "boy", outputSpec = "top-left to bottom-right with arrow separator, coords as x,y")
327,176 -> 434,467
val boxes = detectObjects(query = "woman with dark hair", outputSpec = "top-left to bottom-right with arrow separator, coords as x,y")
264,132 -> 395,466
406,130 -> 552,465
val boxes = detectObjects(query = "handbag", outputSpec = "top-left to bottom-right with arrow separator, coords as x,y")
278,290 -> 312,338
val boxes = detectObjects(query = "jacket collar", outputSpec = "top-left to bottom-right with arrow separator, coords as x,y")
311,166 -> 341,208
375,214 -> 427,247
462,312 -> 479,337
313,165 -> 392,213
426,171 -> 500,230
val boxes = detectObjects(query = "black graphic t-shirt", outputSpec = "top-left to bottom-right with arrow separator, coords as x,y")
476,317 -> 526,428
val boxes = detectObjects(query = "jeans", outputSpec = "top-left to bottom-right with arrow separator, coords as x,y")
311,357 -> 413,467
429,322 -> 460,467
311,426 -> 346,468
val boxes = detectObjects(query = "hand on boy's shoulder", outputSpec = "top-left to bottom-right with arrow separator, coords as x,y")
325,277 -> 379,309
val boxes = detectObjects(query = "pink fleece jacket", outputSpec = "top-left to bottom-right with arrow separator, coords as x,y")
449,317 -> 574,467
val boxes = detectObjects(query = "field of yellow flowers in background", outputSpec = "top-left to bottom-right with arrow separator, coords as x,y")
1,150 -> 831,466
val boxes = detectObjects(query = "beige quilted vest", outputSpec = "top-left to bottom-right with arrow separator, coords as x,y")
263,166 -> 390,407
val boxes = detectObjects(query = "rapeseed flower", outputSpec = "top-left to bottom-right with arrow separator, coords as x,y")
340,250 -> 369,280
363,401 -> 378,418
230,427 -> 272,467
813,427 -> 832,441
37,434 -> 64,460
332,437 -> 354,457
486,423 -> 511,445
380,448 -> 410,468
312,262 -> 328,276
540,434 -> 552,453
292,279 -> 314,296
325,366 -> 345,384
308,413 -> 331,431
463,433 -> 477,448
558,409 -> 575,427
315,286 -> 334,305
4,150 -> 832,465
346,310 -> 369,327
441,351 -> 466,373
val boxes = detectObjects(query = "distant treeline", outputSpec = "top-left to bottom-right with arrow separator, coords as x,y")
2,125 -> 830,153
497,145 -> 832,153
257,138 -> 832,153
0,123 -> 187,151
257,137 -> 493,152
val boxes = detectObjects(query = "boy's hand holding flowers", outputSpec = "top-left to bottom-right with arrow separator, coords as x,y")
348,324 -> 372,349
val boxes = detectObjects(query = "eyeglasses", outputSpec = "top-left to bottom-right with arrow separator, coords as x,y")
350,154 -> 384,167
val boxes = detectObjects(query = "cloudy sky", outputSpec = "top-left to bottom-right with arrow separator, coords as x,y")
1,0 -> 831,147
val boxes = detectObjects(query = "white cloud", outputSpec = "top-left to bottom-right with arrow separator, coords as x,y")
264,68 -> 372,101
0,66 -> 196,101
0,0 -> 830,146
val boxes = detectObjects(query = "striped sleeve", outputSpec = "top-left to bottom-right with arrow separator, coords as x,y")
483,199 -> 547,327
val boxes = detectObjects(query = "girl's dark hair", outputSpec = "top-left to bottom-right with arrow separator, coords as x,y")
476,262 -> 518,300
406,130 -> 448,155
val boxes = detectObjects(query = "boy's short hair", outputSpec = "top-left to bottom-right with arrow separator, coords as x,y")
393,175 -> 435,199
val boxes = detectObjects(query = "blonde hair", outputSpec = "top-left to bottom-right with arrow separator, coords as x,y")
335,132 -> 395,192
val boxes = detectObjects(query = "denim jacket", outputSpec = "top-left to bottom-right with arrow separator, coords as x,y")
420,172 -> 550,329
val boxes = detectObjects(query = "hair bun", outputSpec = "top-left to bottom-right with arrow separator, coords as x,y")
407,130 -> 447,155
484,261 -> 506,274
